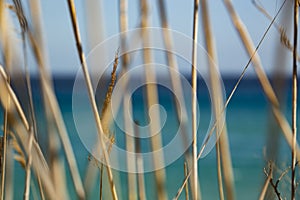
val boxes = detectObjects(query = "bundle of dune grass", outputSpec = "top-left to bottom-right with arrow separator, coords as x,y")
0,0 -> 299,199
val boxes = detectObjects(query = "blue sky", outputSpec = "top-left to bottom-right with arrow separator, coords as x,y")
35,0 -> 294,76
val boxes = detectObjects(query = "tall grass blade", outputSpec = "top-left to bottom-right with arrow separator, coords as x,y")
173,1 -> 295,198
184,162 -> 189,200
157,0 -> 193,177
135,122 -> 146,200
26,0 -> 86,198
291,1 -> 298,199
0,2 -> 12,198
200,0 -> 235,199
119,1 -> 138,199
66,0 -> 118,199
191,0 -> 200,199
140,0 -> 167,199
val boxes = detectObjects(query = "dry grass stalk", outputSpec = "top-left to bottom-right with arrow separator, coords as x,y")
5,141 -> 13,200
12,122 -> 57,200
0,2 -> 12,198
84,0 -> 105,51
0,67 -> 29,131
223,2 -> 300,198
99,53 -> 119,200
27,30 -> 84,199
174,1 -> 294,198
157,1 -> 193,178
156,2 -> 201,198
259,163 -> 273,200
0,78 -> 8,200
101,51 -> 119,134
10,132 -> 26,169
119,0 -> 130,70
122,45 -> 138,200
66,0 -> 118,199
24,0 -> 86,197
99,163 -> 104,200
157,0 -> 189,142
184,162 -> 189,200
191,0 -> 200,199
1,102 -> 8,200
262,163 -> 291,200
258,2 -> 291,173
291,1 -> 298,199
24,131 -> 33,200
0,63 -> 76,198
123,62 -> 138,200
0,65 -> 58,199
200,0 -> 235,199
222,0 -> 300,157
87,140 -> 115,200
252,0 -> 300,61
49,129 -> 69,200
0,107 -> 8,200
10,129 -> 36,200
11,1 -> 40,198
139,0 -> 167,199
0,137 -> 3,175
119,1 -> 138,199
223,0 -> 279,106
216,141 -> 225,200
134,122 -> 146,200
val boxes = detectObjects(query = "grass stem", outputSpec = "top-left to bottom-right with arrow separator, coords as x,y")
66,0 -> 118,199
140,0 -> 167,199
191,0 -> 200,199
291,1 -> 298,199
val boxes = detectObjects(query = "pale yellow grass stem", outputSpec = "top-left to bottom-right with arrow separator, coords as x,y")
191,0 -> 200,199
200,0 -> 235,199
140,0 -> 167,199
66,0 -> 118,199
291,1 -> 298,199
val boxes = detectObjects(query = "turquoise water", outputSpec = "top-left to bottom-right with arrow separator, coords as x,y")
1,76 -> 298,199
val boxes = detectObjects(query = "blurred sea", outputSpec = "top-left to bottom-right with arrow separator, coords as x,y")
1,76 -> 297,199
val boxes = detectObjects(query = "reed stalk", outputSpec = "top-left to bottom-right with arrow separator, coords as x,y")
216,142 -> 224,200
27,28 -> 85,199
5,141 -> 13,200
119,1 -> 137,198
191,0 -> 200,199
99,163 -> 104,200
174,1 -> 293,198
124,90 -> 137,200
291,1 -> 298,199
135,122 -> 146,200
0,66 -> 57,199
99,52 -> 119,200
157,1 -> 193,181
11,1 -> 40,198
157,0 -> 190,148
139,0 -> 167,199
0,1 -> 299,199
1,90 -> 9,200
200,0 -> 235,199
66,0 -> 118,199
85,51 -> 119,198
223,2 -> 299,198
0,1 -> 11,198
253,0 -> 300,61
184,162 -> 189,200
24,130 -> 33,200
26,0 -> 85,198
222,0 -> 300,159
254,2 -> 291,180
259,164 -> 272,200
